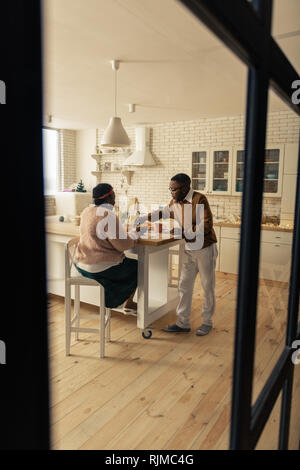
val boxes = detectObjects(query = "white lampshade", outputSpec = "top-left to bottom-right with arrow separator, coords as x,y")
101,117 -> 130,147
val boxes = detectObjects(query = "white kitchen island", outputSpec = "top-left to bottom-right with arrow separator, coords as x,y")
45,220 -> 185,338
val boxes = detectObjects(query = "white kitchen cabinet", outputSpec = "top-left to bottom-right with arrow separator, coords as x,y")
219,226 -> 240,274
214,225 -> 221,272
231,147 -> 244,195
260,230 -> 293,245
259,242 -> 292,283
220,237 -> 240,274
231,144 -> 284,197
219,225 -> 293,282
191,146 -> 233,195
281,174 -> 297,219
191,149 -> 209,193
263,146 -> 284,197
283,143 -> 299,174
280,143 -> 299,224
208,147 -> 233,195
259,229 -> 292,282
192,144 -> 285,197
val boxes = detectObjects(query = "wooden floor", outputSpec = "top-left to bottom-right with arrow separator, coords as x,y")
48,272 -> 300,450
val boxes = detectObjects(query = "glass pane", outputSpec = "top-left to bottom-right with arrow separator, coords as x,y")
263,179 -> 278,193
264,149 -> 280,194
288,364 -> 300,449
213,179 -> 228,191
237,150 -> 245,163
235,180 -> 243,192
192,163 -> 206,178
255,391 -> 282,449
192,151 -> 206,163
44,0 -> 250,450
192,152 -> 200,163
236,165 -> 244,179
213,150 -> 229,191
252,87 -> 300,412
272,0 -> 300,71
214,150 -> 229,163
265,149 -> 279,162
192,151 -> 207,190
235,150 -> 244,193
192,179 -> 205,191
264,162 -> 279,179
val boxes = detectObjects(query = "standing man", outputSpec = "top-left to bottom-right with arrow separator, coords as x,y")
136,173 -> 218,336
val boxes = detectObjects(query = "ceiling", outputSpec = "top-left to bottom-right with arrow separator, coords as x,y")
42,0 -> 300,130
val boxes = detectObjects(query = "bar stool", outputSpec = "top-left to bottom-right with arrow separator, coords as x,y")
65,237 -> 111,358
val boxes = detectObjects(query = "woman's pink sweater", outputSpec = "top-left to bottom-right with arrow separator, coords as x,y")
75,206 -> 137,264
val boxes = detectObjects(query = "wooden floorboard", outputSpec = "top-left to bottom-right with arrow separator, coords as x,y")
48,272 -> 299,450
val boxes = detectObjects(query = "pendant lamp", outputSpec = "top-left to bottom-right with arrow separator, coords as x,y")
101,60 -> 130,147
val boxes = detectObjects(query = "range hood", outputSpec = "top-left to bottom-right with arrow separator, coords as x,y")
122,127 -> 156,166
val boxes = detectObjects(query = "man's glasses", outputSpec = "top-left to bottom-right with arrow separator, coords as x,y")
169,186 -> 183,192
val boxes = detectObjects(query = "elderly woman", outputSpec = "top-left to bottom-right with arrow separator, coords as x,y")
75,183 -> 138,312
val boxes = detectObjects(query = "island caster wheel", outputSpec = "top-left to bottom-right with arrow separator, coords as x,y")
142,329 -> 152,339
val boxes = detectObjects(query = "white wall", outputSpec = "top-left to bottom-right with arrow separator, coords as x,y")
76,128 -> 98,193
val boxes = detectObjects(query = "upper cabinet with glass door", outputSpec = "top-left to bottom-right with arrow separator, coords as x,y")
232,147 -> 245,195
191,150 -> 209,193
263,146 -> 284,197
208,147 -> 233,195
232,144 -> 284,197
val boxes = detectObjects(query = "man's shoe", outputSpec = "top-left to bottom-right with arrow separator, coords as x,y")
162,323 -> 191,333
196,324 -> 212,336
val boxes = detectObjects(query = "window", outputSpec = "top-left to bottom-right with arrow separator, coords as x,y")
42,128 -> 59,195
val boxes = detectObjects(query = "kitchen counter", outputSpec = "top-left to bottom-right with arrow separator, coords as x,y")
214,221 -> 293,232
46,220 -> 293,238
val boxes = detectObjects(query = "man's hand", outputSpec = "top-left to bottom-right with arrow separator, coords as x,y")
133,224 -> 147,235
134,214 -> 149,226
133,216 -> 141,226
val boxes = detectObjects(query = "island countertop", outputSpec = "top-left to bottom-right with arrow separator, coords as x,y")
45,221 -> 177,246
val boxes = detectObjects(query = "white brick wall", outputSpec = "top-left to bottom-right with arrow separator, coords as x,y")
59,129 -> 77,189
44,195 -> 56,215
86,110 -> 299,218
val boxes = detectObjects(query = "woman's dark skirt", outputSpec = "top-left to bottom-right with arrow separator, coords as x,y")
75,256 -> 138,308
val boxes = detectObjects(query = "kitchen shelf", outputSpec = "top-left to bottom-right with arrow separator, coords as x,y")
91,170 -> 121,176
91,153 -> 128,158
